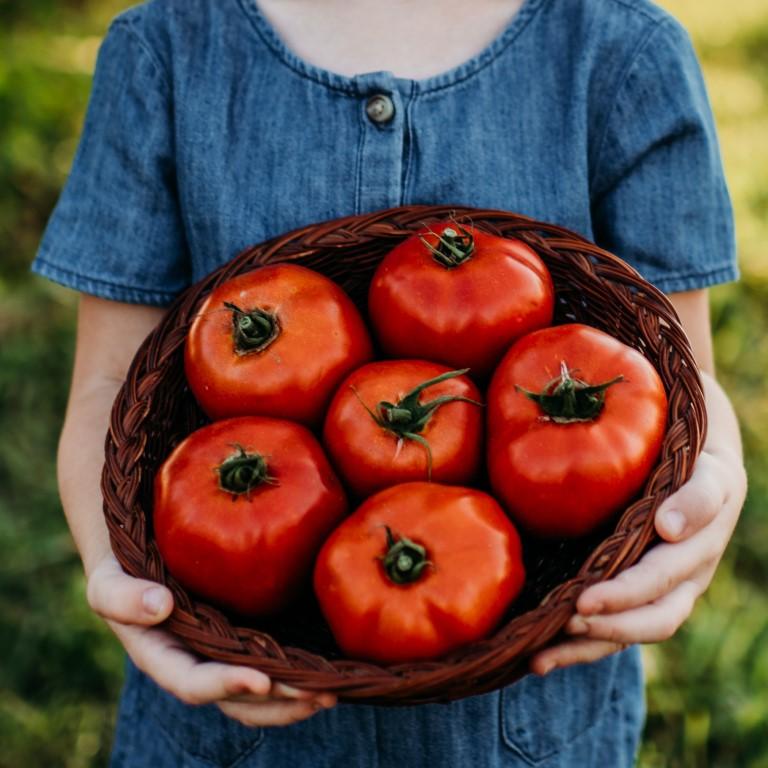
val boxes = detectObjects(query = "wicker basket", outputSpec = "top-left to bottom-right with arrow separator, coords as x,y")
102,205 -> 706,704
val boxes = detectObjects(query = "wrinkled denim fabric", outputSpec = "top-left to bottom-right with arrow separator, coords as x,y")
110,649 -> 645,768
33,0 -> 737,304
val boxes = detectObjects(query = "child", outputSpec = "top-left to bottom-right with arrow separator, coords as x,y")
33,0 -> 747,765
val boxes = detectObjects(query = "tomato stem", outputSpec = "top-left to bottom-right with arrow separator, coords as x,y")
380,526 -> 431,585
352,369 -> 483,480
224,301 -> 280,356
419,221 -> 475,268
516,361 -> 624,423
216,444 -> 276,498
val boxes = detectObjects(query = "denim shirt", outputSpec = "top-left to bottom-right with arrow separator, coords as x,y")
32,0 -> 737,306
33,1 -> 737,766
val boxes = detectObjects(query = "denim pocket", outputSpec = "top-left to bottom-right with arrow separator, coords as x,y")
499,653 -> 623,766
137,666 -> 264,768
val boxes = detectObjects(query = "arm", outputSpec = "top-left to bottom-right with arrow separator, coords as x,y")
530,289 -> 747,673
62,294 -> 335,724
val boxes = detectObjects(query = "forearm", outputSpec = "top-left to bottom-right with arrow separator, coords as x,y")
57,296 -> 167,577
701,371 -> 743,468
58,378 -> 124,577
664,289 -> 743,470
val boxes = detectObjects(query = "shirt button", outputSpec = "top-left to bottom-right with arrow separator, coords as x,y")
365,93 -> 395,124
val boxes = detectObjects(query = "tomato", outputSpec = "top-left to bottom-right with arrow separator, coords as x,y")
153,416 -> 348,616
368,220 -> 554,380
487,324 -> 668,538
313,482 -> 525,663
322,360 -> 484,498
185,264 -> 373,425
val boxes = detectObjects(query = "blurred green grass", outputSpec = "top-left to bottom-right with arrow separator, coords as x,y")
1,1 -> 766,766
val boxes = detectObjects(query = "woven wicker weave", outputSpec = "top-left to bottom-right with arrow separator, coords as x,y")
102,205 -> 706,704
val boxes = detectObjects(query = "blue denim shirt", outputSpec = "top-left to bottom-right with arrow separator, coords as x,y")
32,0 -> 737,306
33,1 -> 737,766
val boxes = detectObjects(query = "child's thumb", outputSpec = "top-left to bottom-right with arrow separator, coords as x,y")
86,555 -> 173,626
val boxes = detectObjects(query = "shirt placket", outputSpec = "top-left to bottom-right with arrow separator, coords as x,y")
352,72 -> 410,214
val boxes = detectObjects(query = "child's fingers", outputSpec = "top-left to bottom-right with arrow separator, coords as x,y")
87,555 -> 173,626
270,682 -> 318,700
530,639 -> 627,676
217,697 -> 333,728
578,452 -> 744,619
575,523 -> 721,617
227,691 -> 338,709
531,579 -> 703,674
654,452 -> 726,542
566,579 -> 700,645
94,557 -> 335,710
112,622 -> 272,705
226,683 -> 336,706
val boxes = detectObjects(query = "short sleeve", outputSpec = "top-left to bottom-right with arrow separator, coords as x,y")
31,18 -> 189,306
590,17 -> 738,294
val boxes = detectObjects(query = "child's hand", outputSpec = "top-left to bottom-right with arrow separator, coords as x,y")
529,443 -> 747,675
87,554 -> 337,726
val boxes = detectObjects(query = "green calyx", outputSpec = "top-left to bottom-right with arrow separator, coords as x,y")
379,526 -> 431,585
354,369 -> 483,479
216,444 -> 277,498
517,361 -> 624,423
419,221 -> 475,268
224,301 -> 280,356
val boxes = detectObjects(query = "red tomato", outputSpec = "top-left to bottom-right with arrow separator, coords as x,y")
368,220 -> 554,380
322,360 -> 484,498
487,324 -> 668,538
185,264 -> 373,425
314,482 -> 525,663
153,416 -> 348,616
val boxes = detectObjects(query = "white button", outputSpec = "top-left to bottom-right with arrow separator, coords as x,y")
365,93 -> 395,124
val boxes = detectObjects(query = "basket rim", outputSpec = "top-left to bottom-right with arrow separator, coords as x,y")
102,204 -> 706,703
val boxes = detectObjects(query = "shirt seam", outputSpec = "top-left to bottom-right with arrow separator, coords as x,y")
406,0 -> 550,97
645,262 -> 738,283
652,266 -> 739,293
110,16 -> 172,92
236,0 -> 548,97
32,255 -> 179,301
591,16 -> 672,196
399,81 -> 415,204
235,0 -> 358,95
354,103 -> 367,214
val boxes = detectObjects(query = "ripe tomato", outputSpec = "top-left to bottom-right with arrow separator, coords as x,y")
314,482 -> 525,663
368,220 -> 554,380
487,324 -> 668,538
322,360 -> 484,498
185,264 -> 373,425
153,416 -> 347,616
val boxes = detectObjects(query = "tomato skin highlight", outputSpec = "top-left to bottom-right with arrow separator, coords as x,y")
487,324 -> 668,538
313,482 -> 526,663
368,221 -> 554,380
184,264 -> 373,425
153,416 -> 348,616
322,360 -> 484,498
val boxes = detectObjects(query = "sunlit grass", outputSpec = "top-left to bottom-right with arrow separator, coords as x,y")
659,0 -> 768,46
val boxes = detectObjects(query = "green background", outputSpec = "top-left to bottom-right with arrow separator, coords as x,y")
1,1 -> 766,766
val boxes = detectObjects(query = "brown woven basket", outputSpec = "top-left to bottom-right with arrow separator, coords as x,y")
102,205 -> 706,705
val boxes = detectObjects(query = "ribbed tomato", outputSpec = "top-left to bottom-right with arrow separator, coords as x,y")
184,264 -> 373,425
368,220 -> 554,380
322,360 -> 483,498
314,482 -> 526,663
487,324 -> 668,538
153,416 -> 348,616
